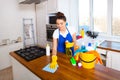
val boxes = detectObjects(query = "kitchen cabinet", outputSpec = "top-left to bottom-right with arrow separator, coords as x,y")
36,1 -> 48,47
97,40 -> 120,71
11,57 -> 41,80
47,0 -> 69,14
0,42 -> 23,70
97,47 -> 120,71
47,0 -> 57,13
107,51 -> 120,71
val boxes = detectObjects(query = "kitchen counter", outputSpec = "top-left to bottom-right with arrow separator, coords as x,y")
10,51 -> 120,80
98,40 -> 120,52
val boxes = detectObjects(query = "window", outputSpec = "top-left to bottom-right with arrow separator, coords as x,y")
78,0 -> 120,39
112,0 -> 120,36
79,0 -> 90,31
93,0 -> 107,33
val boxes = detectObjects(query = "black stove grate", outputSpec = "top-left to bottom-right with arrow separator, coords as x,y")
14,46 -> 46,61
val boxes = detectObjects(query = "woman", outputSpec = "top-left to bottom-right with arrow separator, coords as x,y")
50,12 -> 77,69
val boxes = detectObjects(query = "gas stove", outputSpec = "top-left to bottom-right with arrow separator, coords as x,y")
14,46 -> 46,61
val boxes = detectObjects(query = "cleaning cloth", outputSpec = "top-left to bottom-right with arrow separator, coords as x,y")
42,63 -> 58,73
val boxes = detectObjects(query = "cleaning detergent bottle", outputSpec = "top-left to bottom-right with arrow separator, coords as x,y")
66,48 -> 72,57
65,41 -> 72,57
80,28 -> 85,38
46,44 -> 50,56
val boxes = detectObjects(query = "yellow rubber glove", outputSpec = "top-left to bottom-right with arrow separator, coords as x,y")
65,41 -> 74,48
49,55 -> 58,69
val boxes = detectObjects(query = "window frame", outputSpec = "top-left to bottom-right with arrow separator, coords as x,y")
78,0 -> 120,40
89,0 -> 120,40
90,0 -> 108,35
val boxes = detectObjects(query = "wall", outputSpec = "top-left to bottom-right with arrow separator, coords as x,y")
69,0 -> 79,32
0,0 -> 36,70
0,0 -> 36,45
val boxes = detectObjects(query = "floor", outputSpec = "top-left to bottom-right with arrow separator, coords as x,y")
0,66 -> 13,80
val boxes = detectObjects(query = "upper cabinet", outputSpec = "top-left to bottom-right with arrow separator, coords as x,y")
47,0 -> 69,13
47,0 -> 57,13
36,1 -> 48,47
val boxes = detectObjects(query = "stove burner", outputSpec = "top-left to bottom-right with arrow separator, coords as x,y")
15,46 -> 46,61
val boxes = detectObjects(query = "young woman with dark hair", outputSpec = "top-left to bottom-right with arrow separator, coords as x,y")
49,12 -> 77,69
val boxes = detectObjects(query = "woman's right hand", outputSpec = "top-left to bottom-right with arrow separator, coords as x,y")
49,55 -> 58,69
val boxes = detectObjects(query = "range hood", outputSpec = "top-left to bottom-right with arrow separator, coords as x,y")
19,0 -> 47,4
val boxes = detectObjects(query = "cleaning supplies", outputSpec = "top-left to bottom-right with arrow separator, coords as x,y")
46,44 -> 50,56
70,57 -> 76,66
80,52 -> 96,69
80,28 -> 85,38
65,41 -> 74,57
66,48 -> 72,57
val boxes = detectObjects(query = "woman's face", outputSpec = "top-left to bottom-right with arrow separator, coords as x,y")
56,19 -> 66,31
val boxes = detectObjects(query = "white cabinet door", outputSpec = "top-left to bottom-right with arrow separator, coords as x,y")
106,51 -> 112,68
97,49 -> 120,71
36,1 -> 47,47
47,0 -> 57,13
47,0 -> 70,17
11,57 -> 41,80
109,51 -> 120,71
0,42 -> 23,70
